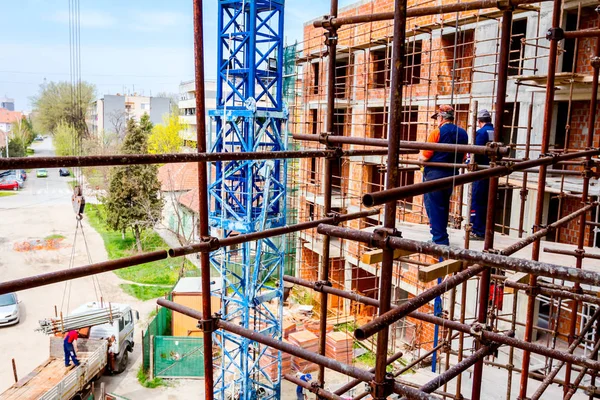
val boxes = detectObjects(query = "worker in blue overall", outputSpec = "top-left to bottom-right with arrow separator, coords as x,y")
469,109 -> 495,241
64,329 -> 80,367
419,105 -> 468,246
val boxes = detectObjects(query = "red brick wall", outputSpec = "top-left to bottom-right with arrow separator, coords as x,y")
558,197 -> 594,246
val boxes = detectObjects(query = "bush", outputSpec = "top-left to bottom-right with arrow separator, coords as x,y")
136,365 -> 166,388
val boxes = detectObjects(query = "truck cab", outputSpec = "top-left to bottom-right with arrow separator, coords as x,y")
70,302 -> 139,374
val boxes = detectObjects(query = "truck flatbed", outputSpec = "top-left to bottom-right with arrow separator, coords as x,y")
1,338 -> 107,400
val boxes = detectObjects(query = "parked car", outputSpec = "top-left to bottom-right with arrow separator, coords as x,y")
0,293 -> 20,326
59,168 -> 70,177
1,174 -> 23,188
0,178 -> 19,191
34,135 -> 43,141
36,169 -> 48,178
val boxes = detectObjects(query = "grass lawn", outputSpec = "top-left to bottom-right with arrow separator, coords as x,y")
85,204 -> 197,289
120,284 -> 171,301
0,192 -> 17,197
45,234 -> 66,240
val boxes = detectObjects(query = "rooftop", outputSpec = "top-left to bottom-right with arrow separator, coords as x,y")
157,162 -> 198,192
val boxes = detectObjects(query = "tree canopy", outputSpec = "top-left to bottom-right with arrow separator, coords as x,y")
148,112 -> 185,154
103,114 -> 163,251
31,81 -> 95,137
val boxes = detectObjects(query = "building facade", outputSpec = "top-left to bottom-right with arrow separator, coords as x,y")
87,94 -> 171,136
177,80 -> 217,150
0,97 -> 15,112
0,108 -> 24,133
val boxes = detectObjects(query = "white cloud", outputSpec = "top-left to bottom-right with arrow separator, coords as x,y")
132,11 -> 188,32
48,10 -> 117,29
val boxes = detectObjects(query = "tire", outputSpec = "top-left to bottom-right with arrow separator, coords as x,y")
117,348 -> 129,373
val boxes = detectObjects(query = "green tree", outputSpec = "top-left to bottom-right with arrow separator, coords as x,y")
104,115 -> 163,251
11,118 -> 36,147
0,138 -> 26,158
31,81 -> 95,137
53,121 -> 77,156
148,113 -> 185,154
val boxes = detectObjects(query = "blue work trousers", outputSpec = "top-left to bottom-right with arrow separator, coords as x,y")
470,179 -> 489,237
423,169 -> 453,246
64,341 -> 80,367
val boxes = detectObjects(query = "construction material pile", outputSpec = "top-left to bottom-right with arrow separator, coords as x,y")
37,306 -> 123,334
325,331 -> 353,364
260,341 -> 292,380
289,330 -> 319,373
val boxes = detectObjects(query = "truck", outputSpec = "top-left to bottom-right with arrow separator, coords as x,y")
0,302 -> 138,400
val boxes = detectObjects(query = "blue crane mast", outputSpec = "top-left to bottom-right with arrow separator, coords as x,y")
208,1 -> 287,399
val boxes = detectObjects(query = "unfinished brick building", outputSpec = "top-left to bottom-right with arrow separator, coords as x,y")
288,0 -> 600,361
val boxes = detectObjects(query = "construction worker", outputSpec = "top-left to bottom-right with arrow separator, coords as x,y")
419,105 -> 468,245
64,329 -> 80,368
470,109 -> 495,241
296,372 -> 312,400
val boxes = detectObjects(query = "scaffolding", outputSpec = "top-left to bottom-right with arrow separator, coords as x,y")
1,0 -> 600,398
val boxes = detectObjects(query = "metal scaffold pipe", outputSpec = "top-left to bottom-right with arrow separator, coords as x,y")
283,275 -> 600,371
362,149 -> 600,207
156,299 -> 439,400
316,225 -> 600,286
0,210 -> 378,296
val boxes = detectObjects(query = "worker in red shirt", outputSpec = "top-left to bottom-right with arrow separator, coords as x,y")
64,329 -> 80,367
419,105 -> 469,245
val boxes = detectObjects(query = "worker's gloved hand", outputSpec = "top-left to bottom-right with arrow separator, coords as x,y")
420,166 -> 424,173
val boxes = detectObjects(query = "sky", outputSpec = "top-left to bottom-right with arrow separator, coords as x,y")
0,0 -> 356,112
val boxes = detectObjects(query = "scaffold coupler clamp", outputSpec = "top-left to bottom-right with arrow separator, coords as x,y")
372,227 -> 401,249
496,0 -> 511,10
201,235 -> 220,251
470,322 -> 489,345
197,315 -> 218,334
546,27 -> 564,41
328,212 -> 342,226
591,56 -> 600,69
370,373 -> 395,399
314,280 -> 332,291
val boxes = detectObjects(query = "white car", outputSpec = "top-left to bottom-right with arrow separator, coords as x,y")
0,293 -> 20,326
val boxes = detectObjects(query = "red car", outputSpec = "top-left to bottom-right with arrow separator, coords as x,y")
0,178 -> 19,191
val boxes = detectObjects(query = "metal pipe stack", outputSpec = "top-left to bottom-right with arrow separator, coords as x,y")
37,307 -> 123,334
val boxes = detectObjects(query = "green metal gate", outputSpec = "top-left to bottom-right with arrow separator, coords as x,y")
153,336 -> 205,378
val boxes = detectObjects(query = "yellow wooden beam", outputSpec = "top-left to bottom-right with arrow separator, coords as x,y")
418,259 -> 464,282
360,248 -> 414,265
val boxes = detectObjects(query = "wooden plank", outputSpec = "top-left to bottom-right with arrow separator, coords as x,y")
360,248 -> 415,265
418,259 -> 463,282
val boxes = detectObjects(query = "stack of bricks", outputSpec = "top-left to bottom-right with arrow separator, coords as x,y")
288,330 -> 319,373
283,319 -> 296,339
325,331 -> 353,364
259,342 -> 292,381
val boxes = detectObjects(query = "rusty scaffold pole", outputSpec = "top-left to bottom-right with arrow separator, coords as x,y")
317,0 -> 339,389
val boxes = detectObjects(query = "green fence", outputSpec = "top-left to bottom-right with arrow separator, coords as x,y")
153,336 -> 204,379
142,306 -> 172,371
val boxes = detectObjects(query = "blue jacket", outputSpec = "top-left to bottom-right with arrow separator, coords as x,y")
423,122 -> 469,177
474,123 -> 494,166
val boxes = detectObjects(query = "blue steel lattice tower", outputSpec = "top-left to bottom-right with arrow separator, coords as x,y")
208,1 -> 286,399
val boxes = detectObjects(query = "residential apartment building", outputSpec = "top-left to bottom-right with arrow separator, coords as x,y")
87,94 -> 171,136
291,0 -> 600,352
0,108 -> 24,133
178,80 -> 217,149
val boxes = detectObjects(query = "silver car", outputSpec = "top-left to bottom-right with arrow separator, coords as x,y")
0,293 -> 20,326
